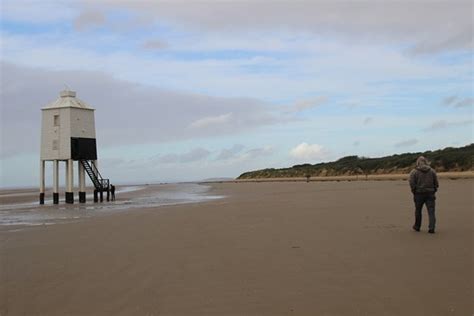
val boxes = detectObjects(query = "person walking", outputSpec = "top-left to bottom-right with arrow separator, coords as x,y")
409,156 -> 439,233
110,184 -> 116,201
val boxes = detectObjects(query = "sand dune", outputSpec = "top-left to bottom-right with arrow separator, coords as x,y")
231,171 -> 474,183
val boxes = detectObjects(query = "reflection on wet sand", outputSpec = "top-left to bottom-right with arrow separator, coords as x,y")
0,184 -> 224,228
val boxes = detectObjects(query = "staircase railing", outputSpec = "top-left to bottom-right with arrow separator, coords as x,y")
80,160 -> 109,191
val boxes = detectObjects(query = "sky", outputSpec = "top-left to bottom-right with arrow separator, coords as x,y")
0,0 -> 473,187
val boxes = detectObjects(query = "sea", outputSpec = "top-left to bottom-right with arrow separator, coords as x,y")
0,183 -> 224,229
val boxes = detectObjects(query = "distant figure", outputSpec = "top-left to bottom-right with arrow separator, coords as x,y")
110,184 -> 116,201
409,156 -> 439,233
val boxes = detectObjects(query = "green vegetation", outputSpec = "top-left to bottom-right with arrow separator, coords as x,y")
237,144 -> 474,179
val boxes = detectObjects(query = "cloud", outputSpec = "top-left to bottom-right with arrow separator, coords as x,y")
363,117 -> 373,125
142,39 -> 168,50
5,0 -> 473,56
155,154 -> 179,164
442,96 -> 458,106
179,147 -> 211,163
216,144 -> 245,160
93,1 -> 472,54
242,146 -> 274,160
151,145 -> 272,165
0,62 -> 279,158
442,96 -> 473,108
2,23 -> 469,105
7,1 -> 470,55
455,98 -> 474,108
156,147 -> 210,164
424,119 -> 473,131
189,113 -> 233,129
394,139 -> 418,148
74,10 -> 106,31
1,0 -> 78,24
214,145 -> 273,161
409,29 -> 473,55
291,96 -> 328,112
290,143 -> 328,161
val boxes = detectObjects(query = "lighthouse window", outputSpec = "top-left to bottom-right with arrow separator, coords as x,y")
53,115 -> 60,126
52,140 -> 58,150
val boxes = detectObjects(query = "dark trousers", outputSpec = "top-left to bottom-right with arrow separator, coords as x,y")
413,193 -> 436,230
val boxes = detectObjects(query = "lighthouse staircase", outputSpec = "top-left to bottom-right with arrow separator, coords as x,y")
80,160 -> 110,202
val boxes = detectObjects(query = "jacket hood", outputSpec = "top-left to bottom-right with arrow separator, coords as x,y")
415,156 -> 431,172
416,165 -> 431,172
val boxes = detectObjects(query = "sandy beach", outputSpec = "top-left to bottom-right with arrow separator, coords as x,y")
1,179 -> 472,315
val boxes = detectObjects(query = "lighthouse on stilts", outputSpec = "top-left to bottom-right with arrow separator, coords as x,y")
39,90 -> 110,204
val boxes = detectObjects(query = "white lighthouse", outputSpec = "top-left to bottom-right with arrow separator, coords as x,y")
39,90 -> 109,204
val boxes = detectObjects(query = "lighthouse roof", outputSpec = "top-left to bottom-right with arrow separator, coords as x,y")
43,90 -> 94,110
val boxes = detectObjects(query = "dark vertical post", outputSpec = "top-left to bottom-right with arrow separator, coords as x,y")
79,192 -> 86,203
39,193 -> 45,205
94,189 -> 98,203
53,193 -> 59,204
100,190 -> 103,202
65,192 -> 74,204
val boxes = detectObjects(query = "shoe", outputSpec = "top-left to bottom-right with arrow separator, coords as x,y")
428,229 -> 435,234
412,225 -> 420,232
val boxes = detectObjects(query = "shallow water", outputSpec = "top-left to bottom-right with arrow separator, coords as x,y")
0,184 -> 224,228
0,186 -> 143,210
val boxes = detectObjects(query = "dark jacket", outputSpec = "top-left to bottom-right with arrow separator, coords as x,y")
409,165 -> 439,194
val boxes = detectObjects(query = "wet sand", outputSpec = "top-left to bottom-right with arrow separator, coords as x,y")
1,180 -> 473,315
0,185 -> 142,205
0,184 -> 222,227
